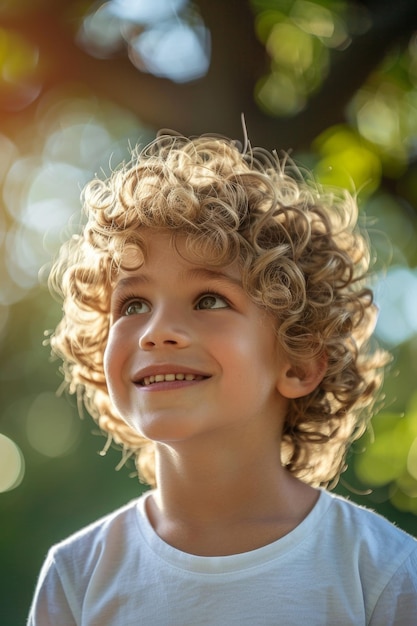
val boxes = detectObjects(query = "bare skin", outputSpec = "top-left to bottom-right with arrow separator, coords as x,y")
147,438 -> 320,556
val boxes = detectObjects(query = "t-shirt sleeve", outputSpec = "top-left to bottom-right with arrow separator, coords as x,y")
369,546 -> 417,625
27,550 -> 77,626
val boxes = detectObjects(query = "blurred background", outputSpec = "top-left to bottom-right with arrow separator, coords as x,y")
1,0 -> 417,623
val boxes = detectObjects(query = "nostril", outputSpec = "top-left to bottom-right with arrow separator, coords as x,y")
138,320 -> 190,349
140,340 -> 155,349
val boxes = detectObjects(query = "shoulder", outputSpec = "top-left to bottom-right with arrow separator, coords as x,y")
321,492 -> 416,583
322,490 -> 416,547
314,491 -> 417,621
57,493 -> 145,543
28,493 -> 152,625
304,489 -> 417,568
48,491 -> 150,575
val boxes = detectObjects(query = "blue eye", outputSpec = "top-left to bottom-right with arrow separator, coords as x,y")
196,294 -> 228,310
123,299 -> 151,316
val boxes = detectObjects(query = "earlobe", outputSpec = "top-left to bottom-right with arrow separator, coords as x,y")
277,355 -> 327,399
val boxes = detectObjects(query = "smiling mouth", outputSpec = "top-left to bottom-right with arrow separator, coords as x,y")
139,373 -> 207,387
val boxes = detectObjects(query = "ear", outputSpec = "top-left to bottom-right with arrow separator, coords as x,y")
276,354 -> 327,399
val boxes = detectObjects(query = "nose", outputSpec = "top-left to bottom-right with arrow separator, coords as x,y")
138,305 -> 191,350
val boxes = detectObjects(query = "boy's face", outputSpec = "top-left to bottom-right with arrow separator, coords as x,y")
104,231 -> 291,447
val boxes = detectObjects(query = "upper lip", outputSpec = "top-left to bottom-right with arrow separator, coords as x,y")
132,364 -> 211,384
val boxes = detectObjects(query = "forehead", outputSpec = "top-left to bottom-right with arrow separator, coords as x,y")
113,230 -> 242,284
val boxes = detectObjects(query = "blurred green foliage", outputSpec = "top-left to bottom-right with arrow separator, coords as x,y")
253,0 -> 353,116
0,1 -> 417,624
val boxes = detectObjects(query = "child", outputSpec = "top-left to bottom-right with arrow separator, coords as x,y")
28,132 -> 417,624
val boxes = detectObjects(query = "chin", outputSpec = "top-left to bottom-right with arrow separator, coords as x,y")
129,414 -> 203,444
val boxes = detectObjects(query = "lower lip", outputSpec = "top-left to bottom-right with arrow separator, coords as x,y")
135,378 -> 209,392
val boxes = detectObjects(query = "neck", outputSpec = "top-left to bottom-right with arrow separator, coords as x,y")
146,436 -> 319,555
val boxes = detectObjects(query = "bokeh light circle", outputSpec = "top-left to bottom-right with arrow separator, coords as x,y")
26,392 -> 81,457
0,433 -> 25,492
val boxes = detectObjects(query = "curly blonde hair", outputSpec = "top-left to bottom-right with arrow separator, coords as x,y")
49,131 -> 388,487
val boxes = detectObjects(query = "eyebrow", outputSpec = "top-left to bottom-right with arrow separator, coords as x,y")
112,267 -> 243,295
184,267 -> 243,288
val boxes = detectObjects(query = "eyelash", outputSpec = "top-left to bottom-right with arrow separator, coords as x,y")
112,290 -> 231,317
195,291 -> 230,310
112,292 -> 149,317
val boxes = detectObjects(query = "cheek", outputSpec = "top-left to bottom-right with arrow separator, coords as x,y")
103,328 -> 122,389
103,342 -> 111,381
103,333 -> 132,418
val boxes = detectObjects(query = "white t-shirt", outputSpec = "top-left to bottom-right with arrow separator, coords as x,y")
28,489 -> 417,625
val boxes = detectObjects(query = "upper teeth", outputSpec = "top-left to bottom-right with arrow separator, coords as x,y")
142,373 -> 201,386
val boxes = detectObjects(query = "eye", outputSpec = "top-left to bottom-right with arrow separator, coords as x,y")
196,293 -> 229,310
122,298 -> 151,316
